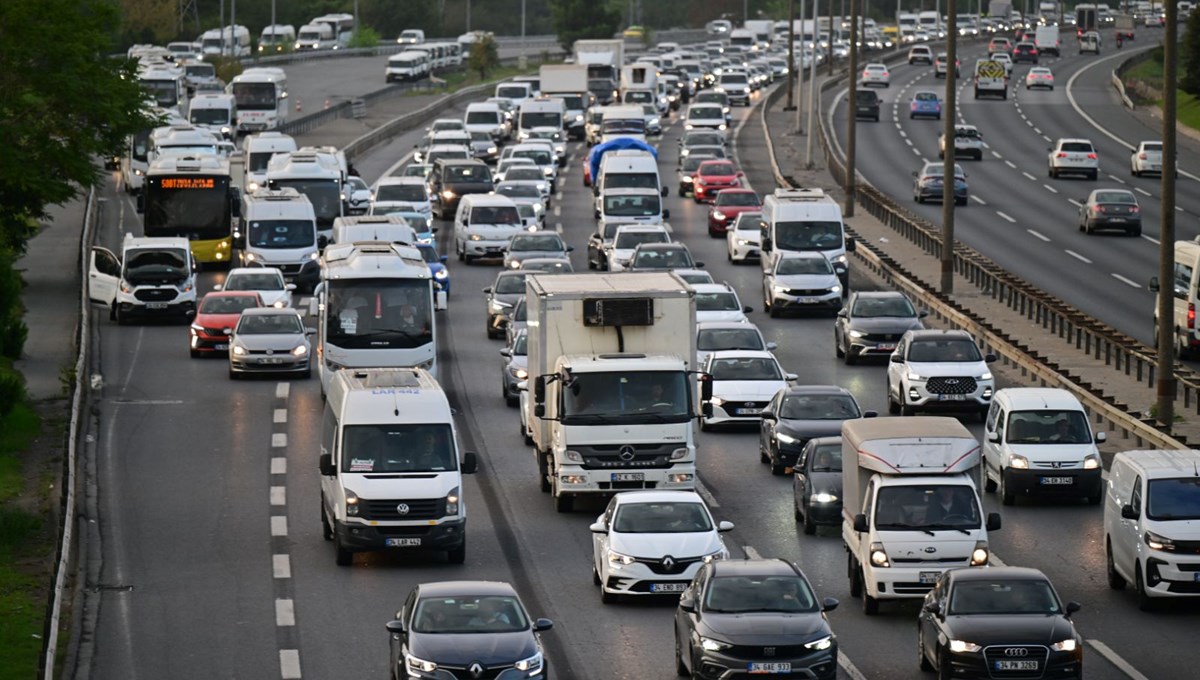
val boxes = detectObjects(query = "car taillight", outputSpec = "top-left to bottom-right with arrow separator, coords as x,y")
1087,153 -> 1098,159
1095,205 -> 1105,213
1139,153 -> 1148,159
1058,152 -> 1068,158
1189,303 -> 1195,331
1130,205 -> 1140,213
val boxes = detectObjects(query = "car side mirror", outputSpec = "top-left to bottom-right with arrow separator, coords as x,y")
717,520 -> 734,532
986,512 -> 1002,532
1148,276 -> 1160,293
762,237 -> 773,252
482,287 -> 492,294
986,431 -> 999,442
923,600 -> 941,615
862,410 -> 878,418
461,451 -> 479,474
317,235 -> 329,249
285,283 -> 297,291
742,305 -> 753,314
1121,504 -> 1139,520
589,521 -> 607,533
912,171 -> 918,177
500,348 -> 512,357
761,411 -> 776,421
1065,601 -> 1081,618
890,354 -> 904,363
853,514 -> 868,533
695,261 -> 705,268
845,236 -> 856,252
765,341 -> 778,350
678,598 -> 696,613
837,309 -> 848,318
1095,432 -> 1107,442
533,618 -> 554,632
566,246 -> 575,252
319,453 -> 336,476
918,310 -> 929,318
785,373 -> 798,382
821,597 -> 839,612
984,353 -> 997,363
385,620 -> 405,634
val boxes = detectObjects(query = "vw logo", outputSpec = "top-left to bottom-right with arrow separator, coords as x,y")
265,349 -> 274,355
1004,648 -> 1029,657
396,503 -> 410,515
763,647 -> 776,657
924,546 -> 937,554
662,555 -> 675,569
618,445 -> 637,461
469,662 -> 484,678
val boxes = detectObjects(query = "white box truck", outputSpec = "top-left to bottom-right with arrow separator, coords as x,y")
574,39 -> 625,82
541,64 -> 590,140
524,272 -> 706,512
842,417 -> 1001,614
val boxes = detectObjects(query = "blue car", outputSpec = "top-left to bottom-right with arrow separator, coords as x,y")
394,211 -> 435,245
417,243 -> 450,294
909,91 -> 942,120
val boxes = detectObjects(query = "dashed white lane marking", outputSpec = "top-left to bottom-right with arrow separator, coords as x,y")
1065,250 -> 1092,264
1087,640 -> 1151,680
992,151 -> 1003,159
276,599 -> 296,626
1005,160 -> 1017,168
273,554 -> 292,579
899,130 -> 907,138
271,516 -> 288,536
1112,273 -> 1142,288
273,408 -> 287,424
553,204 -> 561,216
280,650 -> 302,680
270,486 -> 287,506
555,191 -> 564,201
554,222 -> 563,233
1022,171 -> 1037,181
275,383 -> 290,399
743,544 -> 764,559
1108,174 -> 1127,184
971,195 -> 987,205
1068,198 -> 1083,207
1028,229 -> 1051,242
1042,135 -> 1052,142
1179,206 -> 1186,212
1134,187 -> 1152,196
905,138 -> 914,146
912,147 -> 922,155
1044,184 -> 1058,193
997,211 -> 1017,223
271,457 -> 287,474
1142,234 -> 1161,245
272,433 -> 287,448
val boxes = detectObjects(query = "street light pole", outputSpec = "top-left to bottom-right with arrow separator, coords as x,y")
788,0 -> 797,110
940,0 -> 958,294
1155,0 -> 1179,430
844,0 -> 859,217
805,0 -> 819,167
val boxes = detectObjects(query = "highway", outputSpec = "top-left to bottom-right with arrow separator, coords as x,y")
81,40 -> 1200,680
829,25 -> 1200,347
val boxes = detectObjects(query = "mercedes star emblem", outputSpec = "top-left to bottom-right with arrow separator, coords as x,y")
618,445 -> 636,461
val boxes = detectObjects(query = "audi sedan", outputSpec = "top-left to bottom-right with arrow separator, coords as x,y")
1078,189 -> 1141,236
918,567 -> 1083,679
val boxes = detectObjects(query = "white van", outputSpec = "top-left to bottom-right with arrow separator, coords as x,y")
983,388 -> 1106,505
1153,239 -> 1200,359
242,132 -> 297,193
331,215 -> 418,246
385,51 -> 430,82
237,188 -> 321,292
453,194 -> 524,263
759,188 -> 855,287
258,24 -> 296,53
495,81 -> 533,107
188,92 -> 238,139
1104,449 -> 1200,609
319,368 -> 478,566
88,234 -> 198,324
517,97 -> 565,141
463,102 -> 509,142
296,22 -> 335,50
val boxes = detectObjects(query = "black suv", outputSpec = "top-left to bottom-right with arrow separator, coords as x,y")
854,89 -> 880,122
1013,41 -> 1039,64
428,159 -> 494,219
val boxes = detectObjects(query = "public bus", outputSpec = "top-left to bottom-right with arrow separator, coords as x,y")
121,107 -> 186,194
140,155 -> 239,266
229,67 -> 290,132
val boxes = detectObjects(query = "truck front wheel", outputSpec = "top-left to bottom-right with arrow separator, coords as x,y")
555,493 -> 573,513
862,587 -> 879,615
538,452 -> 550,492
848,555 -> 863,597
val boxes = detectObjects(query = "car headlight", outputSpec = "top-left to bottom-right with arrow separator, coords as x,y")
177,281 -> 194,293
246,181 -> 259,192
1083,454 -> 1101,470
220,126 -> 232,135
848,329 -> 866,338
434,269 -> 448,280
243,252 -> 257,263
190,323 -> 204,333
812,492 -> 838,503
1146,531 -> 1175,551
970,541 -> 990,566
869,541 -> 890,567
231,345 -> 247,356
487,146 -> 498,154
1050,639 -> 1078,652
574,114 -> 584,123
700,636 -> 732,652
514,651 -> 543,672
405,653 -> 438,674
607,550 -> 635,566
442,189 -> 456,200
831,254 -> 848,266
445,486 -> 460,515
682,176 -> 693,183
536,182 -> 547,192
831,285 -> 842,294
563,448 -> 583,462
949,640 -> 982,654
344,489 -> 359,516
273,300 -> 286,308
713,211 -> 727,221
469,233 -> 484,241
1009,454 -> 1030,469
542,166 -> 554,176
709,397 -> 725,406
490,300 -> 512,313
977,371 -> 992,381
736,239 -> 752,245
906,371 -> 924,381
508,260 -> 522,269
775,432 -> 801,445
702,547 -> 727,563
805,635 -> 833,651
510,367 -> 528,379
309,251 -> 320,261
291,344 -> 308,356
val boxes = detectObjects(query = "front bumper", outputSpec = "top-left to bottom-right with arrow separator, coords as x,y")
189,329 -> 231,353
845,335 -> 900,360
229,352 -> 309,374
729,241 -> 760,261
691,643 -> 837,680
803,500 -> 843,526
941,645 -> 1082,680
464,239 -> 508,258
769,290 -> 843,312
602,560 -> 704,596
334,517 -> 465,552
1143,556 -> 1200,597
902,380 -> 993,411
554,463 -> 696,494
705,402 -> 768,427
1005,467 -> 1102,498
117,299 -> 196,320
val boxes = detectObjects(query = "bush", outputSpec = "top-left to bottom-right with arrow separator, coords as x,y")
0,370 -> 24,419
0,250 -> 25,361
348,26 -> 381,49
205,55 -> 243,84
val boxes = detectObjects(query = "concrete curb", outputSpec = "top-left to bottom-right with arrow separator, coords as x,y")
1111,69 -> 1135,109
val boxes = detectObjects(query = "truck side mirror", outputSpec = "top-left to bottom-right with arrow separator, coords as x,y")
986,431 -> 999,442
986,512 -> 1002,531
136,193 -> 145,214
853,514 -> 868,533
761,237 -> 772,252
319,453 -> 336,476
534,403 -> 546,418
461,451 -> 479,474
702,402 -> 713,418
662,209 -> 670,219
534,375 -> 546,403
1121,504 -> 1138,520
700,373 -> 713,402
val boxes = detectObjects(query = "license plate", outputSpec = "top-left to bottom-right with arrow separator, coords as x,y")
795,297 -> 817,304
214,343 -> 228,351
261,357 -> 284,364
612,472 -> 644,482
385,538 -> 421,547
736,408 -> 762,415
938,394 -> 966,401
1150,165 -> 1161,171
919,571 -> 940,584
876,344 -> 896,351
1041,477 -> 1074,485
650,583 -> 688,593
1109,217 -> 1126,223
996,660 -> 1038,671
145,302 -> 168,310
748,663 -> 791,674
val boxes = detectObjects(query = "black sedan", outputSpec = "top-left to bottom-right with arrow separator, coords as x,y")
386,580 -> 553,680
792,436 -> 843,535
1078,189 -> 1141,236
759,385 -> 872,475
675,559 -> 839,680
834,291 -> 927,364
918,567 -> 1084,680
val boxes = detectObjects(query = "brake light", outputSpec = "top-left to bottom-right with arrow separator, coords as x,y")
1057,152 -> 1068,158
1189,303 -> 1195,331
1095,205 -> 1105,213
1139,153 -> 1148,159
1130,205 -> 1140,213
1087,153 -> 1098,159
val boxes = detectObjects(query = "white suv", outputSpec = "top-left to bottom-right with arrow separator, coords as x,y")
886,329 -> 997,419
1048,138 -> 1099,180
939,124 -> 984,161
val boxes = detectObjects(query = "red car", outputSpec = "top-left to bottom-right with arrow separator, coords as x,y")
582,155 -> 593,187
707,189 -> 762,237
189,291 -> 264,358
692,159 -> 744,203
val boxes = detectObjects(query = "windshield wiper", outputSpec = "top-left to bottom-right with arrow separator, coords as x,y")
925,523 -> 974,535
875,522 -> 936,536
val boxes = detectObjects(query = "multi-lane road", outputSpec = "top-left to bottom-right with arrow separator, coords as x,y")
81,41 -> 1199,680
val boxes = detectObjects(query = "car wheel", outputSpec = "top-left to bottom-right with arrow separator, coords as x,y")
770,458 -> 785,476
593,564 -> 602,585
538,452 -> 551,492
1135,563 -> 1155,611
984,466 -> 998,492
901,404 -> 916,416
228,368 -> 239,380
1090,171 -> 1098,181
760,442 -> 770,463
190,349 -> 202,359
555,493 -> 573,513
505,391 -> 518,408
600,584 -> 616,604
1133,226 -> 1142,237
1106,539 -> 1127,590
845,347 -> 858,365
862,585 -> 879,615
887,381 -> 900,415
937,650 -> 953,680
835,333 -> 845,358
794,496 -> 804,522
1000,468 -> 1016,506
802,504 -> 817,535
320,500 -> 333,541
334,535 -> 353,566
919,628 -> 934,672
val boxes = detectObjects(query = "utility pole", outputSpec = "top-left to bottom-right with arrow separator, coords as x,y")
805,0 -> 819,167
219,0 -> 225,56
827,0 -> 836,75
940,0 -> 958,294
1155,0 -> 1179,431
794,0 -> 807,131
844,0 -> 859,217
788,0 -> 797,110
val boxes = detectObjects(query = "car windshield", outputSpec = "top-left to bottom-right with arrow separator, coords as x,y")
697,328 -> 764,351
700,162 -> 735,176
691,107 -> 723,120
605,195 -> 661,216
907,339 -> 982,362
507,168 -> 543,182
715,192 -> 759,207
341,423 -> 456,474
922,164 -> 966,178
682,155 -> 716,172
852,296 -> 916,318
446,165 -> 492,182
199,295 -> 259,314
948,580 -> 1061,615
412,595 -> 529,634
1146,478 -> 1200,520
705,575 -> 817,613
402,165 -> 431,177
247,220 -> 314,249
416,245 -> 440,264
1094,191 -> 1136,204
875,485 -> 981,530
511,333 -> 527,355
615,231 -> 668,249
494,274 -> 528,294
612,501 -> 713,533
375,185 -> 425,202
678,272 -> 712,284
774,221 -> 844,251
226,273 -> 283,291
511,235 -> 561,251
513,149 -> 552,165
777,257 -> 833,276
498,184 -> 541,199
470,206 -> 520,225
1005,410 -> 1092,444
806,444 -> 843,472
632,247 -> 692,268
687,132 -> 724,145
709,357 -> 782,381
780,395 -> 860,420
235,313 -> 303,334
696,292 -> 740,311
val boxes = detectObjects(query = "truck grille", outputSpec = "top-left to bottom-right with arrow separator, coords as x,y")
926,376 -> 977,395
133,288 -> 177,302
982,646 -> 1049,678
578,443 -> 678,470
360,498 -> 444,521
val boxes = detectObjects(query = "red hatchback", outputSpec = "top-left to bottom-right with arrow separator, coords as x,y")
692,160 -> 744,203
189,291 -> 264,357
707,189 -> 762,236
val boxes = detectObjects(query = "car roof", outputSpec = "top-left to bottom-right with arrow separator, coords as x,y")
612,489 -> 706,505
948,566 -> 1048,583
1055,138 -> 1093,144
852,290 -> 909,300
615,224 -> 669,234
995,387 -> 1082,410
417,580 -> 520,598
697,320 -> 762,331
691,283 -> 736,294
204,290 -> 261,299
240,306 -> 300,317
777,251 -> 827,261
709,558 -> 800,578
228,267 -> 282,277
708,349 -> 778,360
634,242 -> 688,251
906,329 -> 973,341
780,384 -> 854,397
377,176 -> 426,186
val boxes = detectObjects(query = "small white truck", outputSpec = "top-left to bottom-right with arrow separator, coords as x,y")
842,417 -> 1001,614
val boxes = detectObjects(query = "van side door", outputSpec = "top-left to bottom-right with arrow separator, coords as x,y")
1173,259 -> 1195,350
983,402 -> 1003,480
88,247 -> 121,306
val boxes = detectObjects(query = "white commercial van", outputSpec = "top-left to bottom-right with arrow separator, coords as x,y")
258,24 -> 296,53
1104,449 -> 1200,609
759,188 -> 855,287
453,194 -> 524,263
88,234 -> 198,324
296,22 -> 335,50
600,104 -> 648,143
242,132 -> 297,193
495,81 -> 533,106
983,388 -> 1105,505
517,97 -> 566,142
318,368 -> 478,566
1152,239 -> 1200,359
463,102 -> 509,142
237,188 -> 321,292
385,51 -> 430,82
188,92 -> 238,139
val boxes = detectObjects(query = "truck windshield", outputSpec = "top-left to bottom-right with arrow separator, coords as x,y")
1146,478 -> 1200,521
561,371 -> 691,424
602,119 -> 646,135
875,485 -> 981,531
466,111 -> 498,125
603,173 -> 659,191
191,108 -> 230,125
341,423 -> 456,473
774,221 -> 844,251
248,220 -> 314,249
604,195 -> 661,217
325,279 -> 433,349
142,80 -> 179,108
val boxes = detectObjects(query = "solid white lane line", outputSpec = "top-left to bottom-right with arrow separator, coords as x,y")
271,433 -> 287,448
1065,250 -> 1092,264
695,478 -> 720,508
270,457 -> 287,475
1087,640 -> 1151,680
1112,273 -> 1142,288
279,650 -> 302,680
270,486 -> 287,506
1027,230 -> 1051,242
1005,160 -> 1017,169
275,599 -> 296,626
271,516 -> 288,536
1142,235 -> 1161,245
1022,172 -> 1037,181
273,554 -> 292,579
273,408 -> 287,424
997,211 -> 1016,223
971,195 -> 987,205
1134,187 -> 1152,196
275,383 -> 290,399
839,655 -> 869,680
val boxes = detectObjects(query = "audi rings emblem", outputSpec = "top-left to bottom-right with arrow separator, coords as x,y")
618,445 -> 637,461
1003,648 -> 1029,657
396,503 -> 410,515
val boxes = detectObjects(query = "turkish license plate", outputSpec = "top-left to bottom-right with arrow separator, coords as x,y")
1040,476 -> 1074,485
748,662 -> 791,674
385,538 -> 421,547
876,344 -> 896,351
938,393 -> 966,401
795,297 -> 818,304
1150,165 -> 1161,171
612,472 -> 644,482
1109,217 -> 1126,223
214,343 -> 228,351
919,571 -> 940,584
485,247 -> 502,254
995,660 -> 1038,672
261,357 -> 284,364
736,407 -> 762,415
145,302 -> 168,310
650,582 -> 688,593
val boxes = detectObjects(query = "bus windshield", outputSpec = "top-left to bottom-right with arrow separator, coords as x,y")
325,279 -> 434,349
143,175 -> 231,240
231,82 -> 278,110
268,179 -> 341,229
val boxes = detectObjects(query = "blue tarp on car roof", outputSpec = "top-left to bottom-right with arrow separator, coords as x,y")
588,138 -> 657,182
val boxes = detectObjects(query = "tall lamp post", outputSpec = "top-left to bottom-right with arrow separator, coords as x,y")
844,0 -> 859,218
1155,0 -> 1180,431
940,0 -> 958,294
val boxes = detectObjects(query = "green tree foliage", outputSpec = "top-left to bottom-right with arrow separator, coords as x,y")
468,35 -> 501,80
0,0 -> 155,252
549,0 -> 622,51
1183,7 -> 1200,96
348,26 -> 381,48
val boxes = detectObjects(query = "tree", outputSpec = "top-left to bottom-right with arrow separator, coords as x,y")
549,0 -> 622,52
468,35 -> 500,81
0,0 -> 154,252
1183,6 -> 1200,96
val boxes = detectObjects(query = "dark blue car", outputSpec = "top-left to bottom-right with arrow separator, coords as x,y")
417,243 -> 450,294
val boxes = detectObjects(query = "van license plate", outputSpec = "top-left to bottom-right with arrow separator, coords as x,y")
385,538 -> 421,547
919,571 -> 940,584
748,663 -> 791,674
146,302 -> 168,310
996,660 -> 1038,671
612,473 -> 644,482
1040,477 -> 1073,485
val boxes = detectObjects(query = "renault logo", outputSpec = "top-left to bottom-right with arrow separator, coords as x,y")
1004,648 -> 1029,657
396,503 -> 410,515
618,445 -> 637,461
469,662 -> 484,678
662,555 -> 675,569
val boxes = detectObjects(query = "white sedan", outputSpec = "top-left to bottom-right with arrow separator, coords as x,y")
726,211 -> 762,263
701,350 -> 796,430
1130,140 -> 1164,177
861,63 -> 891,87
692,283 -> 753,324
217,267 -> 295,308
1024,67 -> 1055,90
590,490 -> 732,603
